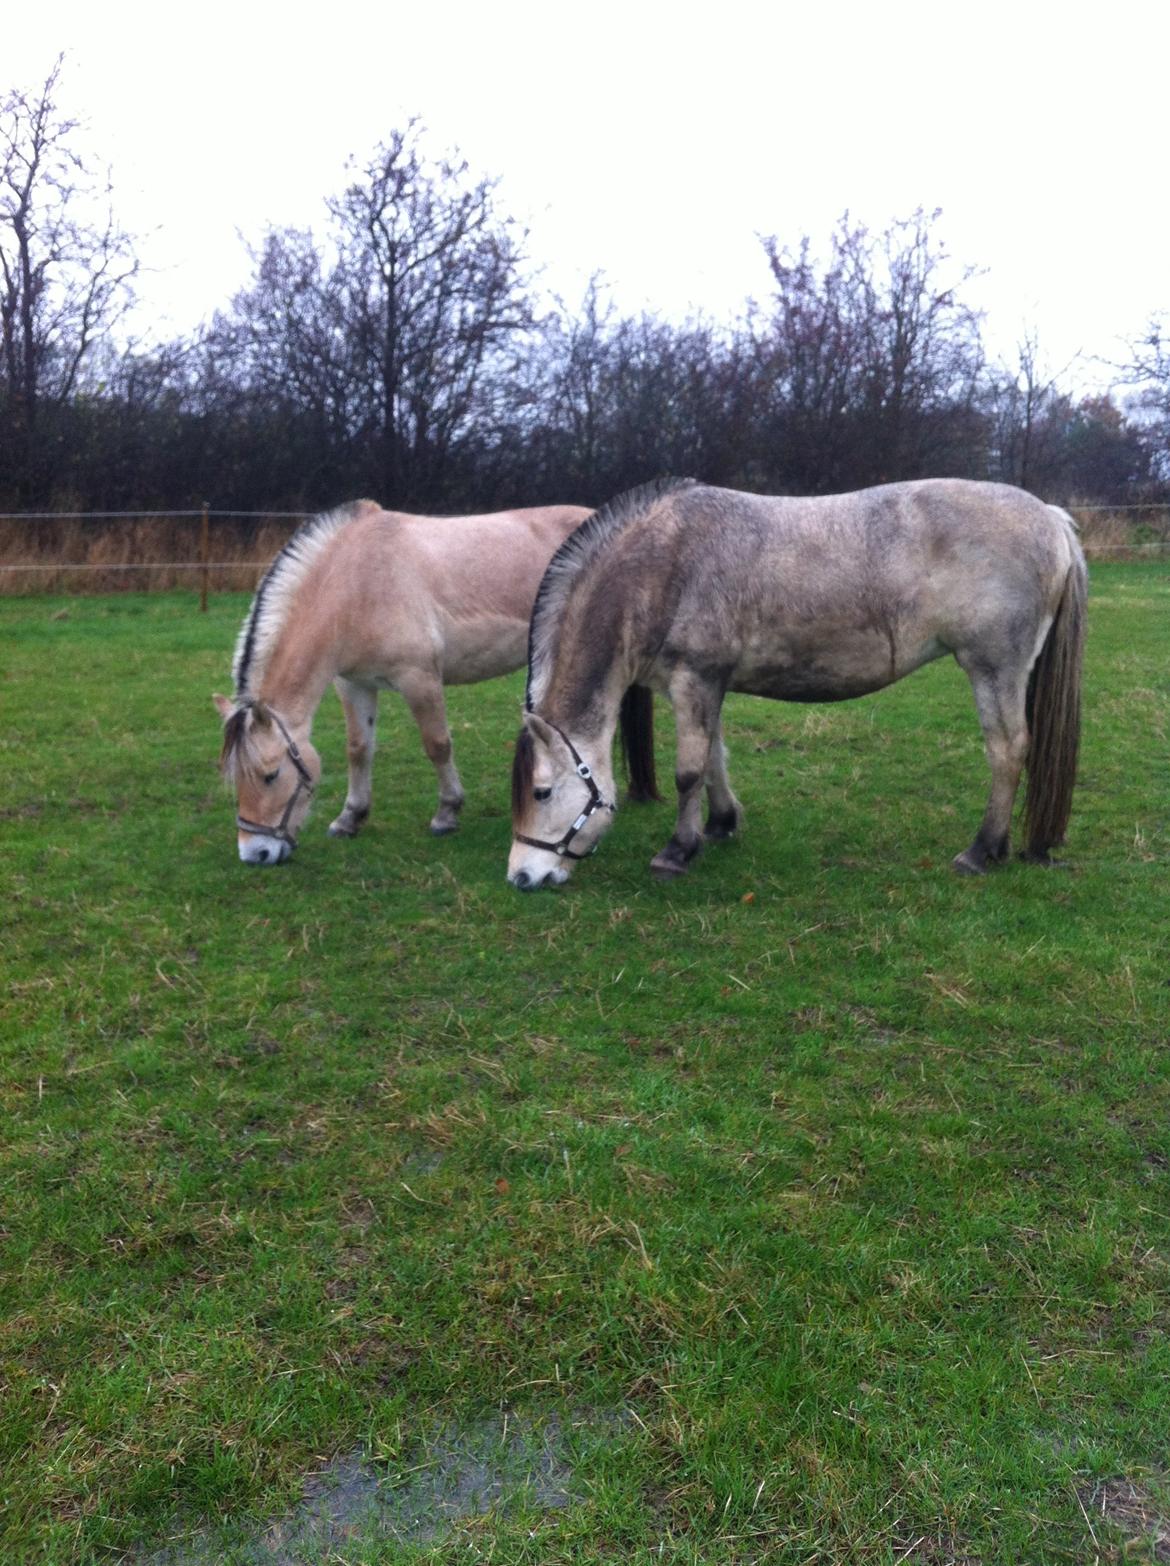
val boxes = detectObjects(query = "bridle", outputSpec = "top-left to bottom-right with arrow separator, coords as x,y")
513,721 -> 616,860
234,702 -> 315,846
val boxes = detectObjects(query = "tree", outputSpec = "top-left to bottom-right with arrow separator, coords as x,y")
195,228 -> 358,505
986,331 -> 1075,493
0,55 -> 138,504
1062,394 -> 1157,502
1119,318 -> 1170,487
754,210 -> 986,491
192,122 -> 536,510
327,121 -> 534,507
510,277 -> 751,505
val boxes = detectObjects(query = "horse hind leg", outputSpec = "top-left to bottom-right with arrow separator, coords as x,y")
329,677 -> 378,838
953,660 -> 1030,876
703,722 -> 744,841
398,669 -> 465,835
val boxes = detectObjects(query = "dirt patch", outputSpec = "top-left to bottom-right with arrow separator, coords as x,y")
893,1535 -> 981,1566
1079,1476 -> 1170,1561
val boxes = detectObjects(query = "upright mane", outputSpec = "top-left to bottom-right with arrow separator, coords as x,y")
525,476 -> 696,710
232,500 -> 375,696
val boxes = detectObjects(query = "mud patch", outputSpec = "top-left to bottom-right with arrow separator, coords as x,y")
139,1409 -> 621,1564
1078,1476 -> 1170,1561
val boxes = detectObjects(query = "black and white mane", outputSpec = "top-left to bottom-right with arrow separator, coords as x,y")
525,476 -> 696,710
232,501 -> 369,696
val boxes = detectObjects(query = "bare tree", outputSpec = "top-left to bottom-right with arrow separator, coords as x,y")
755,210 -> 986,491
987,330 -> 1074,492
1119,317 -> 1170,485
0,54 -> 138,502
327,121 -> 534,506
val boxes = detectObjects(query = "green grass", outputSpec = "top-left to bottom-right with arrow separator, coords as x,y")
1,564 -> 1168,1565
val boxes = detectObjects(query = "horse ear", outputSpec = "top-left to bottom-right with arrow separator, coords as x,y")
523,712 -> 558,752
213,693 -> 234,721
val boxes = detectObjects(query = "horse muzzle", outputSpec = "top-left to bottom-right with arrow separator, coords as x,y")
237,829 -> 294,866
507,859 -> 570,891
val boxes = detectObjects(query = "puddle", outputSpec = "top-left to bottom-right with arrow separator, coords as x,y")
139,1409 -> 622,1564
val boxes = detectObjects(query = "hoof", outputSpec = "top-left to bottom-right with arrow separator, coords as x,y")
329,805 -> 367,838
704,818 -> 741,842
651,834 -> 701,878
429,818 -> 460,836
650,855 -> 689,879
951,849 -> 989,876
1019,850 -> 1068,869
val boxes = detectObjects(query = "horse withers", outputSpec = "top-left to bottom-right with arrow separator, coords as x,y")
508,477 -> 1086,889
215,498 -> 591,864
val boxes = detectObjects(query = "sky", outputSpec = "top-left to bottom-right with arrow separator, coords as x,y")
7,1 -> 1168,394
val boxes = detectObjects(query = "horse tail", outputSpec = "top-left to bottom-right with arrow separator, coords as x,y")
619,684 -> 660,802
1024,538 -> 1087,858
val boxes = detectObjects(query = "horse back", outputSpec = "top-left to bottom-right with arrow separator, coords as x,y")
337,504 -> 591,685
650,480 -> 1079,699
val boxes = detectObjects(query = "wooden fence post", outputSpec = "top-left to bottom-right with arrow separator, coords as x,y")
199,501 -> 210,611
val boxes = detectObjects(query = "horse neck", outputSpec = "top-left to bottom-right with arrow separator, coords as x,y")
250,596 -> 341,734
540,619 -> 633,758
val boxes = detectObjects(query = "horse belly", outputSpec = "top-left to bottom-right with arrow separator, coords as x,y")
731,631 -> 921,703
737,666 -> 893,703
441,616 -> 528,685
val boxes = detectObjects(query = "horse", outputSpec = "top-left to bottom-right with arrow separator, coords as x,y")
215,497 -> 591,864
507,476 -> 1086,889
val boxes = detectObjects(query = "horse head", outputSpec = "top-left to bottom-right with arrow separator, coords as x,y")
213,694 -> 321,864
507,713 -> 617,890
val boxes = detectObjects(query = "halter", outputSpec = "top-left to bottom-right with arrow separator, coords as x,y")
234,702 -> 315,846
513,722 -> 616,860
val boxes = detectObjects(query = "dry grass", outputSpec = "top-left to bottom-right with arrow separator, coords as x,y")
1072,504 -> 1170,561
3,503 -> 1168,595
0,513 -> 304,596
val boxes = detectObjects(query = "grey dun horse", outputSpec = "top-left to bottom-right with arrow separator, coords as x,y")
508,477 -> 1086,889
215,497 -> 590,864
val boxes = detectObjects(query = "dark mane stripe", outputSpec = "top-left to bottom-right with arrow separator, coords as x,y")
524,476 -> 696,710
510,726 -> 535,827
219,705 -> 250,773
233,500 -> 371,695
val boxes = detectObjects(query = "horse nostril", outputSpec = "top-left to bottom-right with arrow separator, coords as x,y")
257,848 -> 269,864
514,869 -> 531,890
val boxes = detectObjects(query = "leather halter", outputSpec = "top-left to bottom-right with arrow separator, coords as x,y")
513,722 -> 616,860
234,703 -> 315,846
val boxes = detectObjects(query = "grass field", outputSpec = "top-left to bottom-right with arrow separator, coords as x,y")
1,565 -> 1168,1564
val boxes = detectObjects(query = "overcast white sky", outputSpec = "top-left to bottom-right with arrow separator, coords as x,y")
8,0 -> 1168,393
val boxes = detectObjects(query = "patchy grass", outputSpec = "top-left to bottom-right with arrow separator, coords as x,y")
1,563 -> 1168,1565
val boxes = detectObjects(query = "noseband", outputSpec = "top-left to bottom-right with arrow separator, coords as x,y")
234,703 -> 315,846
513,722 -> 616,860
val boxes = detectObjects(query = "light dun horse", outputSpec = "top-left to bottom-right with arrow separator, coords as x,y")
508,477 -> 1086,889
216,498 -> 590,864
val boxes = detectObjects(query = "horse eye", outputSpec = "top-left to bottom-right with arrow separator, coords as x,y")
534,787 -> 552,802
263,770 -> 279,785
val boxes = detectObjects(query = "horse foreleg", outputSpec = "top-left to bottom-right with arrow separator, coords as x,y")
953,664 -> 1030,875
703,721 -> 744,840
651,672 -> 722,878
329,677 -> 379,838
398,670 -> 465,835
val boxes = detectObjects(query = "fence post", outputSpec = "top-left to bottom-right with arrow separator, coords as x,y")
199,501 -> 210,611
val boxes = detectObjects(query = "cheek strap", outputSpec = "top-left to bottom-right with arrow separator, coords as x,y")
234,705 -> 315,845
513,724 -> 615,859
